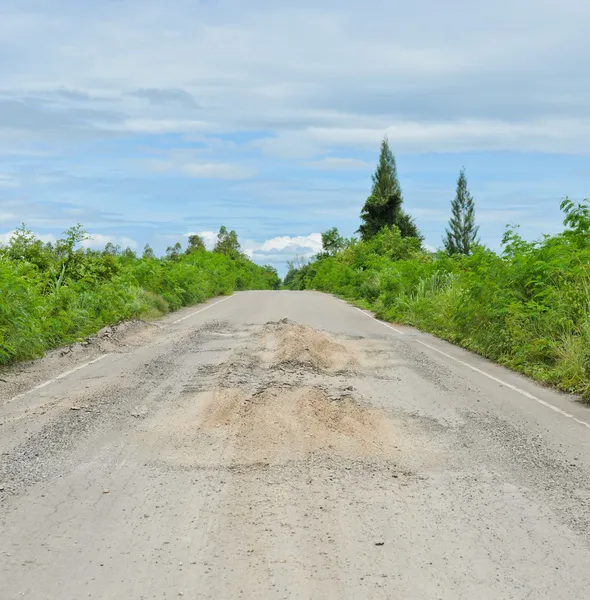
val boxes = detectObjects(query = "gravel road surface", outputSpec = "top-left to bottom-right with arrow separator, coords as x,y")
1,291 -> 590,599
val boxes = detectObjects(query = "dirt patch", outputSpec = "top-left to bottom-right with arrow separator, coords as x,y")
222,385 -> 392,463
91,319 -> 163,352
141,384 -> 395,468
262,321 -> 359,373
135,319 -> 397,469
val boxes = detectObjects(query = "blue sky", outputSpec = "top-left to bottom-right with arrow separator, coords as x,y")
0,0 -> 589,274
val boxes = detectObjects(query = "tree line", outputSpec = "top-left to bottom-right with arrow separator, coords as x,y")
308,136 -> 480,263
284,136 -> 590,399
0,224 -> 279,365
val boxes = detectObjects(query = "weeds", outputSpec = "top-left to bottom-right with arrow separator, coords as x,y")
0,226 -> 280,365
286,200 -> 590,400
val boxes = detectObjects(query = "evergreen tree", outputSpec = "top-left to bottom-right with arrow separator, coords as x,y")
444,168 -> 479,255
358,136 -> 421,240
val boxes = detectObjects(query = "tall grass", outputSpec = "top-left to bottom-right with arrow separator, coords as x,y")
286,200 -> 590,399
0,227 -> 280,365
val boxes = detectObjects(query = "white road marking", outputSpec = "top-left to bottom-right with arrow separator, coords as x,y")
4,296 -> 233,406
416,339 -> 590,431
4,354 -> 111,406
171,296 -> 231,324
336,295 -> 590,430
343,301 -> 406,335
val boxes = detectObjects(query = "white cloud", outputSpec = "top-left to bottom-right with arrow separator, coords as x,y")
184,230 -> 218,250
258,233 -> 323,253
0,0 -> 588,154
242,233 -> 323,268
254,118 -> 590,158
0,230 -> 56,245
0,174 -> 18,188
81,233 -> 138,250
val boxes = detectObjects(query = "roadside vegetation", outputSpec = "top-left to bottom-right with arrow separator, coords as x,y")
285,137 -> 590,399
0,226 -> 279,365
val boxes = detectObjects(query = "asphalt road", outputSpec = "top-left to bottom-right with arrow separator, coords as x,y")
1,291 -> 590,599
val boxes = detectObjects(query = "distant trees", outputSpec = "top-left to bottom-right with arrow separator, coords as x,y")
321,227 -> 346,256
166,242 -> 182,261
142,244 -> 155,259
444,168 -> 479,255
186,234 -> 206,254
358,136 -> 421,241
0,224 -> 280,366
103,242 -> 120,256
214,226 -> 242,258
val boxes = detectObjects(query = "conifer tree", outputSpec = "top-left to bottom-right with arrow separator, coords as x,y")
444,168 -> 479,255
359,136 -> 421,240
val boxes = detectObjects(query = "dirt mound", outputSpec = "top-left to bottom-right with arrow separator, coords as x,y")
187,385 -> 393,465
135,320 -> 389,469
263,322 -> 358,373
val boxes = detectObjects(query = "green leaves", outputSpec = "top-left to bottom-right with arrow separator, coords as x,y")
358,136 -> 422,241
288,198 -> 590,400
444,168 -> 479,255
0,227 -> 280,366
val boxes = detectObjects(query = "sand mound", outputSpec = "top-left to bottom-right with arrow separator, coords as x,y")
263,322 -> 358,373
197,385 -> 391,465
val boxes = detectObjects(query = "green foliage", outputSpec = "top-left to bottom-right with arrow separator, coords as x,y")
287,200 -> 590,400
0,225 -> 279,365
321,227 -> 346,257
358,136 -> 421,241
186,234 -> 206,254
165,242 -> 183,261
214,226 -> 242,258
444,168 -> 479,255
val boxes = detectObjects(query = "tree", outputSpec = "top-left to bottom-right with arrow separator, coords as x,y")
186,234 -> 206,254
444,168 -> 479,255
53,224 -> 90,281
358,136 -> 421,240
1,223 -> 53,271
142,244 -> 156,259
166,242 -> 182,261
321,227 -> 345,256
103,242 -> 121,256
214,226 -> 242,258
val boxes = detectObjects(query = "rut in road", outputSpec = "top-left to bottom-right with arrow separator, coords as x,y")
137,319 -> 402,469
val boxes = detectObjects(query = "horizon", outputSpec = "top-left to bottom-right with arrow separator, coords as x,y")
1,0 -> 589,276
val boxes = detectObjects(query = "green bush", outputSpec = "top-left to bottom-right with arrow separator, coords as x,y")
287,200 -> 590,399
0,226 -> 280,365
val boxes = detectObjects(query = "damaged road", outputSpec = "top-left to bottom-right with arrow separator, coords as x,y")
1,291 -> 590,599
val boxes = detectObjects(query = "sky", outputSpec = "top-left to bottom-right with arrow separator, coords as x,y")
0,0 -> 589,274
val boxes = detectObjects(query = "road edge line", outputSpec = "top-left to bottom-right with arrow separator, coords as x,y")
337,298 -> 406,335
4,354 -> 111,406
416,339 -> 590,430
171,296 -> 232,324
3,295 -> 232,406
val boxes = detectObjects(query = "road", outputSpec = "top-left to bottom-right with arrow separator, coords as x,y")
1,290 -> 590,599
